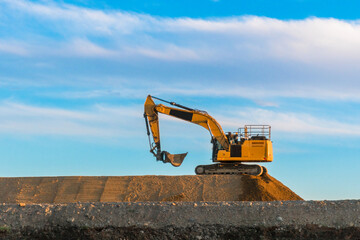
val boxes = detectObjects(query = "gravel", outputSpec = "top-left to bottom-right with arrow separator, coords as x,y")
0,200 -> 359,239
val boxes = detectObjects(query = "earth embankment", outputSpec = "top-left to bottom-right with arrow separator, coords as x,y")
0,173 -> 302,203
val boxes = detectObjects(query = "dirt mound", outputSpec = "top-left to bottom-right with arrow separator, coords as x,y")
0,173 -> 302,203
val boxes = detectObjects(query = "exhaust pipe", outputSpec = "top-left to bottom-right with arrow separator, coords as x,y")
162,151 -> 188,167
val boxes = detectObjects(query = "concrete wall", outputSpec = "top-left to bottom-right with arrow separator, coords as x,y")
0,201 -> 359,239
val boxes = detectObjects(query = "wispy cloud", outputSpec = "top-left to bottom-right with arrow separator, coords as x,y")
0,40 -> 29,56
2,0 -> 360,136
3,0 -> 360,64
2,0 -> 143,35
0,101 -> 142,137
37,82 -> 360,103
1,100 -> 358,138
131,44 -> 200,61
3,0 -> 360,101
217,108 -> 360,136
65,39 -> 117,57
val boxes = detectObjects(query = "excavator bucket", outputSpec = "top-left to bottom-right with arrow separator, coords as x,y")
164,151 -> 188,167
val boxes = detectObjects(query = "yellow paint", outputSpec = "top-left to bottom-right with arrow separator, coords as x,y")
216,140 -> 273,162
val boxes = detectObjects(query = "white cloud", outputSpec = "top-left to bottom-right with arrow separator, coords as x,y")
217,108 -> 360,136
0,101 -> 143,137
37,82 -> 360,103
0,100 -> 359,139
253,100 -> 279,108
2,0 -> 143,35
65,39 -> 117,57
3,0 -> 360,64
2,0 -> 360,108
132,44 -> 200,61
0,40 -> 29,56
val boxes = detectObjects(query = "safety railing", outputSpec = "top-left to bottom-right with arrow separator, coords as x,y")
237,125 -> 271,140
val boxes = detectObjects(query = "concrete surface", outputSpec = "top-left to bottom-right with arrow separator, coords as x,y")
0,201 -> 359,239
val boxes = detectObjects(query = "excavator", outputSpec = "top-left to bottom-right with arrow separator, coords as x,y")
144,95 -> 273,176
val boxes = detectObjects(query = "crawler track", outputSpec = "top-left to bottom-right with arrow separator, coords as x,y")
195,163 -> 266,176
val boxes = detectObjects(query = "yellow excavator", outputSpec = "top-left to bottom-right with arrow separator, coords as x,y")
144,95 -> 273,176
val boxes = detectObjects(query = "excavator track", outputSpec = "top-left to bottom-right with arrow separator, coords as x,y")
195,163 -> 267,176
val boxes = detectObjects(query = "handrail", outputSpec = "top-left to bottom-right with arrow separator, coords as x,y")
237,125 -> 271,140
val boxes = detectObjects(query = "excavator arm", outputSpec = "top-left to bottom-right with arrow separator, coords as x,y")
144,95 -> 229,167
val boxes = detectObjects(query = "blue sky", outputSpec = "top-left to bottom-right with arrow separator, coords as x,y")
1,0 -> 360,200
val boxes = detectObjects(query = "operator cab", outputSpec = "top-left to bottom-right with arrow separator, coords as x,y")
212,125 -> 271,161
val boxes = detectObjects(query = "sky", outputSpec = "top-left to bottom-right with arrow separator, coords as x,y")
1,0 -> 360,200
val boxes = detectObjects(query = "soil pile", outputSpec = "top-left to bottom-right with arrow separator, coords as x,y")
0,173 -> 302,203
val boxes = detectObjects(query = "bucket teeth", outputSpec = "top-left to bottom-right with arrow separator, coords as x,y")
163,151 -> 188,167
